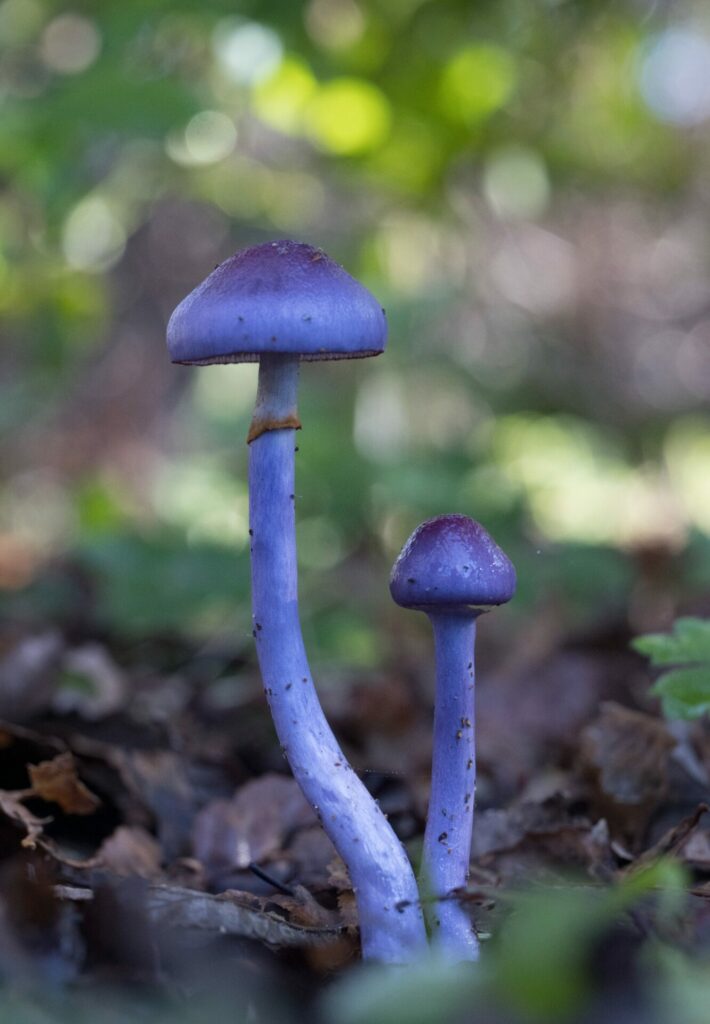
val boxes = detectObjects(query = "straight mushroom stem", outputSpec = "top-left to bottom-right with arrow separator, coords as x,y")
248,353 -> 302,443
422,611 -> 480,961
248,356 -> 427,963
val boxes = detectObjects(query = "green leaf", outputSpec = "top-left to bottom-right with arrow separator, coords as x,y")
655,946 -> 710,1024
650,667 -> 710,721
324,958 -> 479,1024
492,860 -> 687,1020
633,617 -> 710,720
632,617 -> 710,666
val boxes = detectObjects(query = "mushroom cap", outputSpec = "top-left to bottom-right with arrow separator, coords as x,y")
390,514 -> 516,613
167,239 -> 387,364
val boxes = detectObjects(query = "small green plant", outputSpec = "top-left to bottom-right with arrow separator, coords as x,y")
633,617 -> 710,719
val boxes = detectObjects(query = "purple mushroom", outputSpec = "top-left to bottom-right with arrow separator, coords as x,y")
167,240 -> 427,963
390,514 -> 516,961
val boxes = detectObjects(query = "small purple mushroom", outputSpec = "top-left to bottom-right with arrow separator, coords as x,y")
390,514 -> 516,961
167,240 -> 427,963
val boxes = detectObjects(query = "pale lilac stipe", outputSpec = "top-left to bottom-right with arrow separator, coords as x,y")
422,613 -> 479,960
248,357 -> 427,963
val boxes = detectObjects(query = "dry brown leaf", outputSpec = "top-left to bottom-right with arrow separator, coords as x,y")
680,829 -> 710,871
117,749 -> 205,860
324,856 -> 359,933
580,702 -> 675,844
147,883 -> 343,948
0,789 -> 51,848
470,796 -> 615,884
633,804 -> 709,869
193,773 -> 316,875
472,797 -> 602,857
266,884 -> 341,931
287,825 -> 338,886
336,890 -> 359,933
326,855 -> 351,891
476,653 -> 610,792
27,752 -> 101,815
97,826 -> 163,879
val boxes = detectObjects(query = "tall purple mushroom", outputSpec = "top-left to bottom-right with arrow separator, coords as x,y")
167,240 -> 427,962
390,515 -> 516,961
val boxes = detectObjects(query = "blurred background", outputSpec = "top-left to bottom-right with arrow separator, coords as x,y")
1,0 -> 710,667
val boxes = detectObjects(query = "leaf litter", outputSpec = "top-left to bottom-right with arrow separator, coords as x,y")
0,613 -> 707,1021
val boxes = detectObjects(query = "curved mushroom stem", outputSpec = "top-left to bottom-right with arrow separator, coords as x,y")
422,611 -> 480,961
248,354 -> 427,963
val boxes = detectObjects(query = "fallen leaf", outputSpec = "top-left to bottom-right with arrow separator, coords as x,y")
477,653 -> 612,795
472,796 -> 596,858
97,826 -> 163,879
27,752 -> 101,815
287,826 -> 338,887
53,643 -> 126,720
633,804 -> 709,869
117,748 -> 220,860
680,829 -> 710,871
325,857 -> 358,932
580,702 -> 675,844
147,883 -> 343,948
326,856 -> 351,892
0,630 -> 63,721
471,797 -> 615,883
0,789 -> 51,848
193,773 -> 316,876
266,884 -> 341,931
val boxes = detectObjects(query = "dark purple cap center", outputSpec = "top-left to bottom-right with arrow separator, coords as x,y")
390,514 -> 516,613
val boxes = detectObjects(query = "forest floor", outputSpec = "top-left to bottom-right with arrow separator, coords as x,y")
0,586 -> 708,1024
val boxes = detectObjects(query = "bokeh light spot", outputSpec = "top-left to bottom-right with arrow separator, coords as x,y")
0,0 -> 44,45
297,516 -> 345,570
154,458 -> 249,548
440,44 -> 516,123
493,415 -> 685,548
483,145 -> 550,220
639,28 -> 710,126
166,110 -> 237,167
1,469 -> 76,556
354,373 -> 409,462
306,78 -> 391,155
665,418 -> 710,535
40,13 -> 101,75
369,120 -> 442,193
253,57 -> 317,134
62,196 -> 126,272
490,226 -> 578,314
214,19 -> 283,86
194,363 -> 258,423
305,0 -> 365,51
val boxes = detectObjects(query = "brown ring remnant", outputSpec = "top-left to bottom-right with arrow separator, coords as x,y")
247,413 -> 303,444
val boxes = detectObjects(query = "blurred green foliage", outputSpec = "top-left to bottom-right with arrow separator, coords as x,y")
2,0 -> 710,650
326,860 -> 689,1024
633,617 -> 710,719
